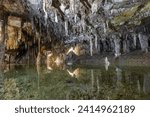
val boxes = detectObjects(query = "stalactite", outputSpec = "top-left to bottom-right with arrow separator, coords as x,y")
70,0 -> 75,14
43,0 -> 48,23
123,35 -> 130,53
60,3 -> 66,13
95,34 -> 98,50
133,34 -> 137,47
114,38 -> 121,57
65,20 -> 68,36
81,19 -> 86,31
90,38 -> 93,56
91,0 -> 98,14
103,22 -> 106,34
0,21 -> 3,43
74,14 -> 77,23
54,9 -> 58,23
138,33 -> 148,53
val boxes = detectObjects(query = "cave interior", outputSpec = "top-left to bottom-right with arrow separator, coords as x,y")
0,0 -> 150,66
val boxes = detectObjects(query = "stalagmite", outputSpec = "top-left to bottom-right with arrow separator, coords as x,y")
90,38 -> 93,56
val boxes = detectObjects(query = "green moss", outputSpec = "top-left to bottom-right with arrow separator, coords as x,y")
141,1 -> 150,12
111,5 -> 139,26
111,1 -> 150,27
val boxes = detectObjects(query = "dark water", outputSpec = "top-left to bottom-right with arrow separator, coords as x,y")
0,65 -> 150,100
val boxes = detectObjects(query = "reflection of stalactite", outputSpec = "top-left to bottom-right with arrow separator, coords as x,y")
67,68 -> 80,78
105,57 -> 110,71
137,80 -> 141,93
36,52 -> 41,90
47,52 -> 53,70
55,56 -> 63,66
36,52 -> 41,65
0,69 -> 4,98
143,74 -> 150,94
116,67 -> 122,87
91,69 -> 94,91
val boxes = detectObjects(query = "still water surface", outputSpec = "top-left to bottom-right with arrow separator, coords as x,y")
0,65 -> 150,100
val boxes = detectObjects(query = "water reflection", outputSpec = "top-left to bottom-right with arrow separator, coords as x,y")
105,57 -> 110,71
67,68 -> 80,78
0,65 -> 150,100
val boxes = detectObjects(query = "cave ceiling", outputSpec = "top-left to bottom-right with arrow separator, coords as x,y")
0,0 -> 150,45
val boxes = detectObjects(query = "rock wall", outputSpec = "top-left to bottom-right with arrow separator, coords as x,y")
0,0 -> 150,64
